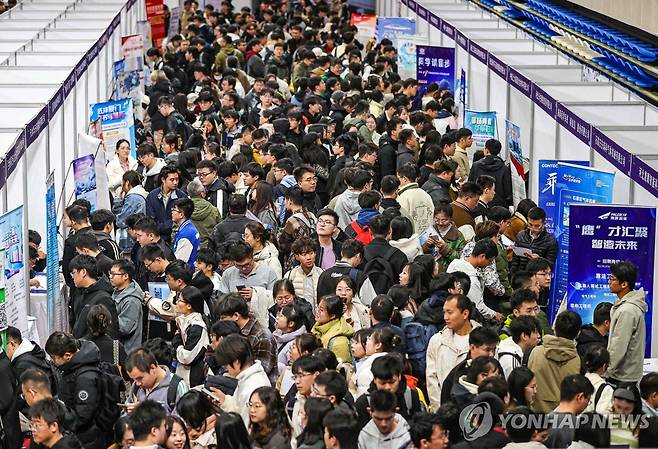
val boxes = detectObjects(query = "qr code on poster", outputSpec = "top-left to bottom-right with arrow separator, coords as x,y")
0,302 -> 7,331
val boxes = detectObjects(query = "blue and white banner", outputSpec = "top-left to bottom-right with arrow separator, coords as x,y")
0,206 -> 27,333
506,120 -> 526,207
538,160 -> 589,235
550,163 -> 615,322
464,110 -> 497,147
45,172 -> 60,333
377,17 -> 416,47
567,204 -> 655,355
416,45 -> 455,94
89,98 -> 136,157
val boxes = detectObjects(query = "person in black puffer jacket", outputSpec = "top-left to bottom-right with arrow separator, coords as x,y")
45,334 -> 104,449
509,207 -> 558,276
467,139 -> 513,208
146,76 -> 173,132
0,347 -> 21,449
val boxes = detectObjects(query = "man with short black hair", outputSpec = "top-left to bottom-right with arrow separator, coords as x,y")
171,198 -> 200,268
422,159 -> 456,208
145,165 -> 187,244
396,128 -> 418,170
127,400 -> 168,448
291,355 -> 325,436
397,163 -> 435,234
196,159 -> 234,216
109,259 -> 144,353
510,207 -> 558,274
472,175 -> 496,224
409,412 -> 450,449
451,128 -> 473,177
358,389 -> 411,449
498,315 -> 541,378
137,142 -> 166,192
450,182 -> 482,229
363,215 -> 408,293
210,193 -> 253,243
72,232 -> 113,278
640,372 -> 658,416
468,138 -> 512,207
544,375 -> 594,449
90,208 -> 121,260
576,301 -> 612,357
323,408 -> 360,449
334,169 -> 372,230
63,204 -> 93,289
29,398 -> 82,449
529,310 -> 582,412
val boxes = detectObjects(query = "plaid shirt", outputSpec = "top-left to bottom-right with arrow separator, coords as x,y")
242,317 -> 278,385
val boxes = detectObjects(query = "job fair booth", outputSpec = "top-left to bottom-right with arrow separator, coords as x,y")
0,0 -> 144,344
374,0 -> 658,357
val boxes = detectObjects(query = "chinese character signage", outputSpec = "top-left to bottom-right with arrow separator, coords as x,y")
568,204 -> 655,355
89,98 -> 136,159
376,17 -> 416,48
0,206 -> 27,333
550,163 -> 615,323
416,45 -> 455,93
464,109 -> 497,147
145,0 -> 165,48
45,172 -> 61,334
538,160 -> 589,235
506,120 -> 526,206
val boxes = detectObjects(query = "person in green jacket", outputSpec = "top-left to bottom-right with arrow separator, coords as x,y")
311,295 -> 354,364
500,288 -> 552,341
214,35 -> 244,71
186,179 -> 219,246
420,204 -> 466,273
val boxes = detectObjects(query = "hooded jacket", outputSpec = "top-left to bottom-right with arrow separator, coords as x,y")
93,230 -> 120,261
190,197 -> 219,246
415,290 -> 449,327
354,375 -> 426,429
497,336 -> 524,379
576,324 -> 607,358
220,360 -> 271,426
254,241 -> 283,278
112,280 -> 144,353
60,340 -> 103,449
71,276 -> 119,340
426,320 -> 481,411
205,176 -> 235,218
450,375 -> 479,409
607,288 -> 647,382
468,155 -> 513,207
214,44 -> 244,70
141,158 -> 167,192
584,372 -> 614,415
422,173 -> 452,208
334,189 -> 363,230
357,413 -> 411,449
389,235 -> 423,263
528,335 -> 581,412
396,143 -> 415,171
51,432 -> 85,449
311,317 -> 355,364
174,312 -> 209,387
115,184 -> 147,252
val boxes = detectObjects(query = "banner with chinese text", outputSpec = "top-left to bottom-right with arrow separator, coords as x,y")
567,204 -> 655,355
0,206 -> 27,334
416,45 -> 455,94
506,120 -> 526,206
145,0 -> 165,48
464,109 -> 497,148
89,98 -> 136,158
376,17 -> 416,48
538,160 -> 590,235
350,13 -> 377,48
45,172 -> 60,334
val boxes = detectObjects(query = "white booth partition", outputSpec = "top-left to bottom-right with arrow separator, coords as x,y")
402,0 -> 658,354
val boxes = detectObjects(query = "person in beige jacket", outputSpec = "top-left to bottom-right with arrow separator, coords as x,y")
451,128 -> 473,179
528,310 -> 582,413
426,294 -> 480,411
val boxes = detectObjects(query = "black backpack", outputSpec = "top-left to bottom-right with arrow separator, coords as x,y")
78,363 -> 124,432
170,112 -> 195,144
363,247 -> 398,294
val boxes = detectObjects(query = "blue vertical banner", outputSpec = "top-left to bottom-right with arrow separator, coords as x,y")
567,204 -> 655,355
464,109 -> 497,147
416,45 -> 455,93
376,17 -> 416,47
549,163 -> 615,322
45,172 -> 59,334
538,160 -> 590,235
506,120 -> 527,207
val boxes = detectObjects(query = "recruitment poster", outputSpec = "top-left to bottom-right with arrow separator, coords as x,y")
89,98 -> 136,157
73,154 -> 99,211
464,110 -> 497,148
45,172 -> 60,334
568,204 -> 655,355
416,45 -> 455,93
0,206 -> 27,334
398,37 -> 417,80
506,120 -> 526,206
549,163 -> 615,322
145,0 -> 166,48
376,17 -> 416,47
538,160 -> 589,235
350,13 -> 377,46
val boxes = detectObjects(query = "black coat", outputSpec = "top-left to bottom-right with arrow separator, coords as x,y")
378,134 -> 398,178
211,214 -> 252,244
12,342 -> 57,395
467,155 -> 513,208
70,277 -> 119,340
62,227 -> 93,288
60,341 -> 104,449
0,351 -> 21,449
510,229 -> 558,274
354,377 -> 424,429
51,433 -> 85,449
363,238 -> 408,278
576,324 -> 608,358
422,174 -> 452,208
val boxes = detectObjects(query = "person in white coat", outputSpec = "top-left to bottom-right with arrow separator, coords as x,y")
210,334 -> 271,426
354,328 -> 402,397
244,221 -> 283,278
497,315 -> 541,379
583,345 -> 614,415
107,139 -> 138,197
426,294 -> 480,411
173,286 -> 209,388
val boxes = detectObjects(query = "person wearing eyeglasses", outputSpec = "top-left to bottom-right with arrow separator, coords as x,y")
408,411 -> 450,449
510,207 -> 558,276
109,259 -> 144,353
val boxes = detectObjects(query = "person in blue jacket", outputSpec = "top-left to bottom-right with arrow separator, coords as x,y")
171,198 -> 201,269
145,165 -> 187,245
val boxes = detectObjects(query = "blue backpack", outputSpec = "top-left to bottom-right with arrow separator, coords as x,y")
404,321 -> 439,380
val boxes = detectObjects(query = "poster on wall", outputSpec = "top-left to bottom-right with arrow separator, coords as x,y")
416,45 -> 455,94
538,160 -> 590,235
506,120 -> 527,207
77,133 -> 111,212
398,37 -> 417,80
549,163 -> 615,322
168,6 -> 180,37
89,98 -> 136,158
376,17 -> 416,48
45,172 -> 61,334
145,0 -> 166,48
120,34 -> 145,119
73,154 -> 99,211
567,204 -> 655,355
464,109 -> 497,147
0,206 -> 27,334
350,13 -> 377,46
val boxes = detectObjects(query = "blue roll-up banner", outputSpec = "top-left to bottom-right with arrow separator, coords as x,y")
464,109 -> 497,147
538,160 -> 590,235
376,17 -> 416,47
89,98 -> 136,157
416,45 -> 455,94
567,204 -> 655,356
45,172 -> 60,334
549,163 -> 615,323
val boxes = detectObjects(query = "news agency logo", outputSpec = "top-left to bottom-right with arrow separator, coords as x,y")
459,402 -> 493,441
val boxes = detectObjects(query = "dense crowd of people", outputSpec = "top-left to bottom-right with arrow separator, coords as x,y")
5,0 -> 658,448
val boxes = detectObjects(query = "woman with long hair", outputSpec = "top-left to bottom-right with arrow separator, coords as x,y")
214,413 -> 251,449
249,181 -> 279,232
165,416 -> 191,449
335,275 -> 370,331
173,92 -> 196,123
176,390 -> 217,449
389,216 -> 423,263
399,261 -> 430,305
508,366 -> 537,409
107,139 -> 138,197
243,221 -> 282,278
248,386 -> 293,449
85,304 -> 127,370
297,397 -> 333,449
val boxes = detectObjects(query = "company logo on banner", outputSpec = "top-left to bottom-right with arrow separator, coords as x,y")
416,45 -> 455,94
376,17 -> 416,48
464,110 -> 497,148
549,163 -> 615,323
567,204 -> 655,355
0,206 -> 27,333
506,120 -> 526,207
89,98 -> 136,159
538,160 -> 589,235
